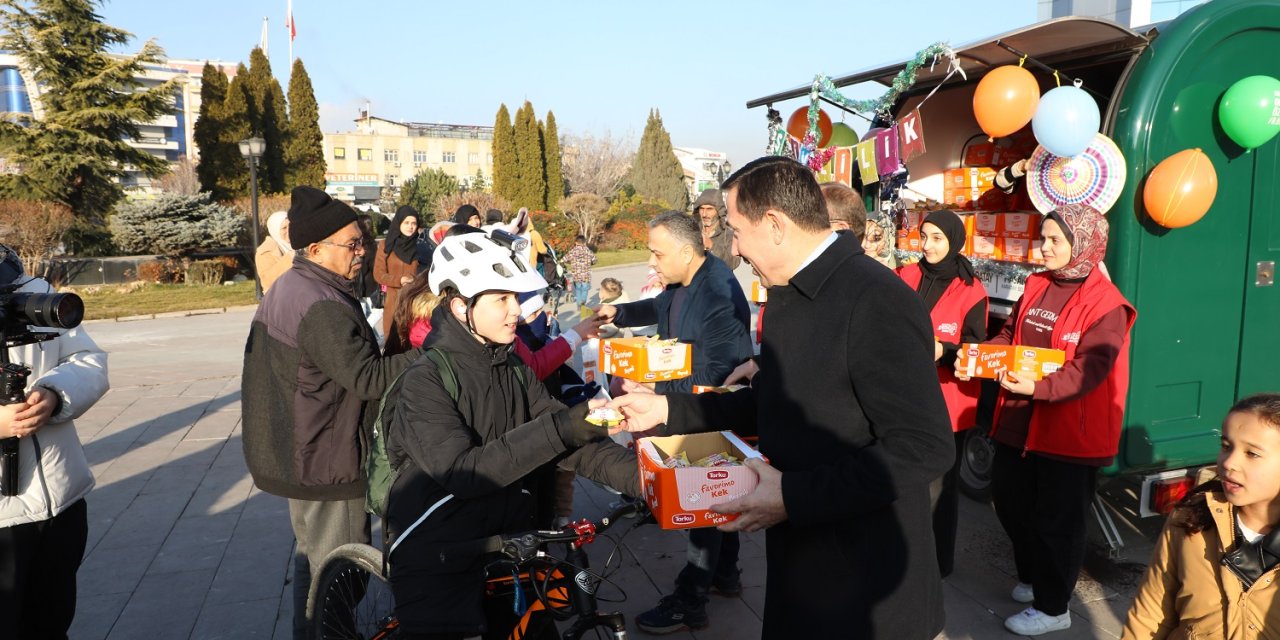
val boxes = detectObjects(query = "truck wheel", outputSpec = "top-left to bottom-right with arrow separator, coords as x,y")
959,429 -> 994,502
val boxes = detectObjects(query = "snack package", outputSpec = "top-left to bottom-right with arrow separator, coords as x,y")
580,338 -> 601,385
601,336 -> 692,382
691,384 -> 748,394
638,431 -> 764,530
959,343 -> 1065,381
585,407 -> 624,428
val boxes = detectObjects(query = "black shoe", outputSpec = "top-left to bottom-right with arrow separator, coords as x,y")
635,595 -> 709,634
711,571 -> 742,598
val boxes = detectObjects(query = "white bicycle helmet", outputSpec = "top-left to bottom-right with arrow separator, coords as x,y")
429,230 -> 547,298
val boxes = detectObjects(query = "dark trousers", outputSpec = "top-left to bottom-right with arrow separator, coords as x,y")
991,444 -> 1097,616
673,527 -> 740,604
930,431 -> 965,578
0,498 -> 89,640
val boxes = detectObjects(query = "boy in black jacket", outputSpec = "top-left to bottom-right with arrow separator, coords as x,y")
384,230 -> 639,639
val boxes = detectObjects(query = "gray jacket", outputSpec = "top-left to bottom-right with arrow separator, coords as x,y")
0,277 -> 109,529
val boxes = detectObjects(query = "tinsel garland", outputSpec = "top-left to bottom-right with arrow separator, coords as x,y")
894,250 -> 1043,284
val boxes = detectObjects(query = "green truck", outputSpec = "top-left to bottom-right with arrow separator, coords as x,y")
747,0 -> 1280,543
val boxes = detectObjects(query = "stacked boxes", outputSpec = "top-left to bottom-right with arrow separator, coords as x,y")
942,167 -> 998,209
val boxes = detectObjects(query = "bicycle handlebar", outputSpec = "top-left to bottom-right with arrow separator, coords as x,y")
497,498 -> 648,564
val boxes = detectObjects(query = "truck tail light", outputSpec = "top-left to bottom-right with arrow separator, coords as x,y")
1151,476 -> 1194,514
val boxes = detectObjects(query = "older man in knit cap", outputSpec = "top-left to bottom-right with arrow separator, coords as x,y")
241,186 -> 422,639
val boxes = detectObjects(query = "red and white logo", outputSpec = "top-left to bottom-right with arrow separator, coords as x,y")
706,470 -> 729,480
672,513 -> 696,525
936,322 -> 959,337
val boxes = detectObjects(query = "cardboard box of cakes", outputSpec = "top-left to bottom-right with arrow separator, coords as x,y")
637,431 -> 764,530
600,337 -> 692,382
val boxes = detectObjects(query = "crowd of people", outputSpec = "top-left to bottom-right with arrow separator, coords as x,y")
232,157 -> 1280,640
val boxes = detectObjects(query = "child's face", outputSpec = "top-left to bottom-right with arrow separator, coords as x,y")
1217,411 -> 1280,511
456,291 -> 520,344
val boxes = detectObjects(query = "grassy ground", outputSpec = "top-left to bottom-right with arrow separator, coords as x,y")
594,248 -> 649,269
72,281 -> 259,321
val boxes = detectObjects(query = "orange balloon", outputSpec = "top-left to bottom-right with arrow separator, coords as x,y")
1143,148 -> 1218,228
786,107 -> 833,147
973,65 -> 1041,139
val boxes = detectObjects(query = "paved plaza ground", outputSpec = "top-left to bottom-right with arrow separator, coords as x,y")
66,262 -> 1155,639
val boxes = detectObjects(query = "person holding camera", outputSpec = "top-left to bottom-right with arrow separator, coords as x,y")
0,245 -> 110,639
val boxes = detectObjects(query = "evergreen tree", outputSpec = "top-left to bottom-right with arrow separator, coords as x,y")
194,63 -> 236,201
471,168 -> 489,193
513,101 -> 546,211
219,64 -> 253,196
246,48 -> 287,193
491,103 -> 516,202
398,167 -> 458,219
628,109 -> 689,210
543,110 -> 564,211
0,0 -> 178,248
284,58 -> 325,189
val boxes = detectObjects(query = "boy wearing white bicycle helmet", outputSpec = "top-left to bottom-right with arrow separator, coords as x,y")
383,229 -> 640,640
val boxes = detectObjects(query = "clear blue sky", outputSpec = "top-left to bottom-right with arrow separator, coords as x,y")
99,0 -> 1063,168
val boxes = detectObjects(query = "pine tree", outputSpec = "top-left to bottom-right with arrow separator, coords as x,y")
513,101 -> 546,211
220,64 -> 253,196
246,48 -> 287,193
629,109 -> 689,210
284,58 -> 325,189
0,0 -> 178,246
543,111 -> 564,211
194,63 -> 232,200
491,103 -> 516,203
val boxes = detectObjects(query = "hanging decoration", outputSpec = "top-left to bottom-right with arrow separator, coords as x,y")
973,63 -> 1041,140
1032,80 -> 1101,157
856,139 -> 879,185
788,107 -> 833,147
1143,148 -> 1218,228
1026,133 -> 1127,214
765,108 -> 787,157
1218,75 -> 1280,150
829,122 -> 860,147
898,109 -> 927,162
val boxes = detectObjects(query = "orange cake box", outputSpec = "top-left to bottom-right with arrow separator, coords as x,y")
1000,212 -> 1037,240
970,234 -> 1003,259
973,212 -> 1001,236
1002,238 -> 1031,263
1009,346 -> 1066,381
637,431 -> 764,530
749,281 -> 768,304
959,344 -> 1066,381
600,337 -> 692,382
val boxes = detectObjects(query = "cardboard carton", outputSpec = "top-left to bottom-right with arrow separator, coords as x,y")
973,212 -> 1000,236
971,234 -> 1002,259
1002,238 -> 1031,263
959,343 -> 1066,381
600,337 -> 692,382
1001,212 -> 1037,240
637,431 -> 764,530
1029,239 -> 1045,264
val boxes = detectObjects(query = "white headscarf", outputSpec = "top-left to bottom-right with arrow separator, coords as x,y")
266,211 -> 292,253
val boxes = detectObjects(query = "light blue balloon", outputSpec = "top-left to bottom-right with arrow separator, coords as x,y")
1032,85 -> 1101,157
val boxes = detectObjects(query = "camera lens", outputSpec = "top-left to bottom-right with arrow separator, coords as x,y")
9,292 -> 84,329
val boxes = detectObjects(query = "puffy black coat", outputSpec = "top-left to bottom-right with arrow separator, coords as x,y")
384,306 -> 639,636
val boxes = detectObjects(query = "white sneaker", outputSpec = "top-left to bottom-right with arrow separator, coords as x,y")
1004,607 -> 1071,636
1011,582 -> 1035,603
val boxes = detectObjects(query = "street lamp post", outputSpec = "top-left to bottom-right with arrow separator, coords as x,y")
239,136 -> 266,300
704,160 -> 732,187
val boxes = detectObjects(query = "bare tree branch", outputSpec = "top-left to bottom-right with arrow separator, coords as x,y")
560,130 -> 635,200
155,156 -> 201,195
559,192 -> 609,246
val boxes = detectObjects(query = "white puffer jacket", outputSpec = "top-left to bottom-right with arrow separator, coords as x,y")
0,276 -> 109,528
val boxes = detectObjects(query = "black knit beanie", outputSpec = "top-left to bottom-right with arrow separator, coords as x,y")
288,186 -> 357,247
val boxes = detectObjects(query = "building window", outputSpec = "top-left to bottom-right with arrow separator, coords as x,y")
413,150 -> 428,163
468,152 -> 480,164
387,175 -> 396,186
384,149 -> 398,162
333,147 -> 346,159
358,148 -> 372,161
442,151 -> 456,163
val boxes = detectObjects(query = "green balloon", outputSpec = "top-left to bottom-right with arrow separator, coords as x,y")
828,122 -> 859,148
1219,75 -> 1280,150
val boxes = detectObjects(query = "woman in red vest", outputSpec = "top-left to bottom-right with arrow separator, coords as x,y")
898,210 -> 988,579
957,203 -> 1135,637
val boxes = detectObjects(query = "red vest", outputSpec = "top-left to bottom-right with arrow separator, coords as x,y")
994,269 -> 1136,458
899,263 -> 989,432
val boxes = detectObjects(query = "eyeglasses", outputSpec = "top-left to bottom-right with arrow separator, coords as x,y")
319,239 -> 365,253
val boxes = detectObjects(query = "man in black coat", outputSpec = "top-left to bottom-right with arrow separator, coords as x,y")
609,156 -> 954,639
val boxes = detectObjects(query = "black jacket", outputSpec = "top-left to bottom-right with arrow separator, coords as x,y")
241,257 -> 418,501
384,306 -> 639,635
662,233 -> 954,639
611,253 -> 752,393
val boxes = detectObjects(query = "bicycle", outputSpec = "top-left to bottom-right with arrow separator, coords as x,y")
308,500 -> 649,640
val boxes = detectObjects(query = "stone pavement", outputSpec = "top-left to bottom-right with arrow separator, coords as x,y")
66,261 -> 1149,639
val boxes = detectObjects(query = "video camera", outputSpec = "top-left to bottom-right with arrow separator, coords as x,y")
1,282 -> 85,496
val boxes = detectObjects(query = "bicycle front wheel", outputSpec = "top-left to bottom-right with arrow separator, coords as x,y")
310,543 -> 397,640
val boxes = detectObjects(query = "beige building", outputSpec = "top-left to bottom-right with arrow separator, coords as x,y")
322,111 -> 494,205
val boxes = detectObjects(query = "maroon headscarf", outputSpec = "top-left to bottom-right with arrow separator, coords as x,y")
1044,204 -> 1108,281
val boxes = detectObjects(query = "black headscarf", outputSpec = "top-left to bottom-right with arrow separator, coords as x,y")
385,205 -> 420,264
916,210 -> 977,309
452,204 -> 480,225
